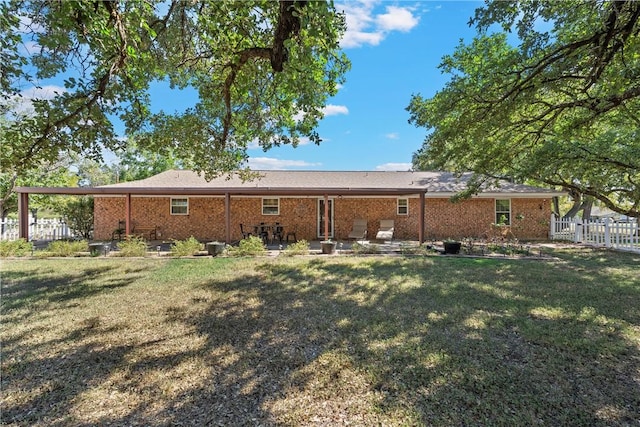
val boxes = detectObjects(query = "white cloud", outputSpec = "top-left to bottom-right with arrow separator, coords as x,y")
9,84 -> 66,116
247,139 -> 261,150
375,162 -> 413,171
377,6 -> 420,32
20,40 -> 41,56
341,31 -> 385,48
21,85 -> 64,100
322,104 -> 349,116
338,1 -> 420,48
247,157 -> 321,170
385,132 -> 399,140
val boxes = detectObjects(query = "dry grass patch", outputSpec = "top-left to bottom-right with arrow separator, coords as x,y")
2,250 -> 639,425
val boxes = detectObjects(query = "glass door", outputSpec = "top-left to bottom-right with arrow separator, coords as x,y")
317,198 -> 334,239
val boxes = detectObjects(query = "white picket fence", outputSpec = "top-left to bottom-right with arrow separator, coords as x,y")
550,214 -> 640,253
0,218 -> 76,241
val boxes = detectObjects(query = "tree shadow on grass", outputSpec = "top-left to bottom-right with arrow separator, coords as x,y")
1,263 -> 150,313
2,254 -> 639,425
147,256 -> 640,425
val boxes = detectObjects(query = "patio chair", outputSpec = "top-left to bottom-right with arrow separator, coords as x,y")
272,223 -> 285,244
285,225 -> 297,243
376,219 -> 395,241
258,222 -> 270,244
239,223 -> 252,239
111,220 -> 126,241
348,218 -> 368,242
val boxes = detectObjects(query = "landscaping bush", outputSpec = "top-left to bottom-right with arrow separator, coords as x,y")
282,239 -> 310,256
116,236 -> 148,257
170,236 -> 203,257
39,240 -> 88,257
0,239 -> 33,257
227,235 -> 267,257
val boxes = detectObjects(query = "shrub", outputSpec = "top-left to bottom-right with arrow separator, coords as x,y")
227,236 -> 267,257
116,236 -> 148,257
282,239 -> 310,256
57,196 -> 94,239
0,239 -> 33,257
40,240 -> 89,257
170,236 -> 203,257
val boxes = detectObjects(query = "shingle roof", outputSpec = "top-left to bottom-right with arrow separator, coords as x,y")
97,170 -> 563,197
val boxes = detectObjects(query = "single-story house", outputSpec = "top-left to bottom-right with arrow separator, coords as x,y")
16,170 -> 564,243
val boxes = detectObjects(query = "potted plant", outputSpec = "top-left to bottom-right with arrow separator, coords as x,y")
443,239 -> 461,254
206,241 -> 226,256
320,239 -> 337,254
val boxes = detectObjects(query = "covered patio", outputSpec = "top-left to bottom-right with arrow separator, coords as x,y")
14,185 -> 428,244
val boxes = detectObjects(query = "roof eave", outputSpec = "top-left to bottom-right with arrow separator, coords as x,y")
14,186 -> 427,197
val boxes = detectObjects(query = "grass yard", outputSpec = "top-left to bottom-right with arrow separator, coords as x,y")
1,248 -> 639,426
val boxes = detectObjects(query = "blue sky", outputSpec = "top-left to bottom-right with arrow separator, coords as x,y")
16,1 -> 484,172
247,1 -> 481,171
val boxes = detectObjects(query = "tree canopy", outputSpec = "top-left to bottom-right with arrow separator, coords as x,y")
1,0 -> 349,204
407,0 -> 640,217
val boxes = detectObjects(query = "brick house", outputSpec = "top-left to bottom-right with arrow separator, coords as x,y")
86,170 -> 563,243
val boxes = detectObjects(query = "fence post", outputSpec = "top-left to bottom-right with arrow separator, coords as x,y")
574,217 -> 582,243
603,218 -> 611,248
549,214 -> 555,239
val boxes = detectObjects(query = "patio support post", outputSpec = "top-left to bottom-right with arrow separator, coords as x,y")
419,192 -> 425,244
225,192 -> 231,244
125,193 -> 132,236
324,193 -> 329,241
18,192 -> 29,240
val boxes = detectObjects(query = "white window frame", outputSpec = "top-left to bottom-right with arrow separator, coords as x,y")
397,198 -> 409,215
262,198 -> 280,215
495,199 -> 511,225
171,198 -> 189,215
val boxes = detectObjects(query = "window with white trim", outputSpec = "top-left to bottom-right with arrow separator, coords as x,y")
262,198 -> 279,215
495,199 -> 511,225
397,198 -> 408,215
171,198 -> 189,215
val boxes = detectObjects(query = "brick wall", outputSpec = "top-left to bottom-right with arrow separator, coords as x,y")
94,195 -> 551,241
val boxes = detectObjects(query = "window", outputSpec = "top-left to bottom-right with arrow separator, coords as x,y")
262,198 -> 279,215
397,198 -> 408,215
171,198 -> 189,215
495,199 -> 511,225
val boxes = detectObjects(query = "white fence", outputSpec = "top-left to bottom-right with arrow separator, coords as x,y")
550,214 -> 640,253
0,218 -> 76,241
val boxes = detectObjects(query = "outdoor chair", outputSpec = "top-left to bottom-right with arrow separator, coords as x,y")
111,220 -> 126,241
348,218 -> 368,242
272,223 -> 285,244
376,219 -> 395,241
239,223 -> 252,239
258,223 -> 270,244
285,226 -> 297,243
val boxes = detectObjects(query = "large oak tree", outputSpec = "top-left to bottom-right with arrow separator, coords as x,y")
1,0 -> 349,208
407,0 -> 640,217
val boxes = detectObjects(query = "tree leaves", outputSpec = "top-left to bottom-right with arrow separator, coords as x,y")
2,0 -> 349,203
408,0 -> 640,217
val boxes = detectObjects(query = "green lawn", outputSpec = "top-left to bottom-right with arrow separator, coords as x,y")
1,249 -> 639,426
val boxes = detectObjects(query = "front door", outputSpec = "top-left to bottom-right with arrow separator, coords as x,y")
317,198 -> 334,239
